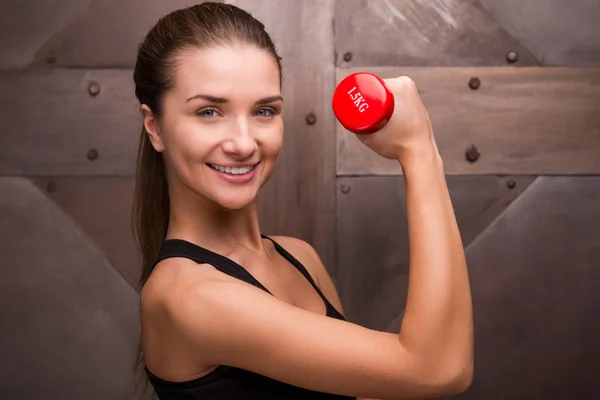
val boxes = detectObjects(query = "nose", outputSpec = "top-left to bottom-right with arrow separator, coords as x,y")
222,118 -> 258,159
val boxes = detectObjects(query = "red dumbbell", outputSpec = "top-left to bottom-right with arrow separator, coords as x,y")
332,72 -> 395,135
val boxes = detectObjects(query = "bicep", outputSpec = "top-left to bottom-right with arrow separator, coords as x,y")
170,280 -> 443,400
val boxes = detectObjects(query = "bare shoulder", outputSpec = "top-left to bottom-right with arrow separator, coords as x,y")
140,256 -> 253,377
269,235 -> 344,314
141,256 -> 226,309
140,256 -> 233,344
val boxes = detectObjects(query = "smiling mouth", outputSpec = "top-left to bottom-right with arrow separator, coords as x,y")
207,163 -> 258,175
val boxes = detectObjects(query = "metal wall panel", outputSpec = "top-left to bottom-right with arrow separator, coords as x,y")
336,175 -> 535,330
336,176 -> 407,327
32,0 -> 223,68
31,177 -> 139,288
0,69 -> 139,176
333,1 -> 600,398
0,0 -> 91,69
477,0 -> 600,66
338,176 -> 600,398
0,178 -> 140,399
456,176 -> 600,399
334,0 -> 539,68
336,66 -> 600,176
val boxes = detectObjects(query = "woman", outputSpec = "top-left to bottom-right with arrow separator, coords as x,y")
132,2 -> 473,400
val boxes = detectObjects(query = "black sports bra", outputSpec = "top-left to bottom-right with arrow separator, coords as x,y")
145,235 -> 357,400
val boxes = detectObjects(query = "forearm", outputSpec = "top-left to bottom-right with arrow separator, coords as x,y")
397,148 -> 473,380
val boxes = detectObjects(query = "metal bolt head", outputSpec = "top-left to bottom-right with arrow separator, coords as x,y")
305,112 -> 317,125
46,181 -> 56,193
507,180 -> 516,189
465,145 -> 480,163
343,52 -> 353,62
46,55 -> 57,65
88,82 -> 101,97
468,77 -> 481,90
87,148 -> 99,161
340,184 -> 351,194
506,51 -> 518,63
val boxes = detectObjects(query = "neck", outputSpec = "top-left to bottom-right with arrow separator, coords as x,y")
165,183 -> 265,255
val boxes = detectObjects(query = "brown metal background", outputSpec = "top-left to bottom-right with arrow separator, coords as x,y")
1,0 -> 599,399
334,1 -> 600,399
336,67 -> 600,176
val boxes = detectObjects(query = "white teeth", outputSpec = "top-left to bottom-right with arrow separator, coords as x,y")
209,164 -> 254,175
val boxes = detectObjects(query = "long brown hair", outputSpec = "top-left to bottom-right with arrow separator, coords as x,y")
130,2 -> 282,396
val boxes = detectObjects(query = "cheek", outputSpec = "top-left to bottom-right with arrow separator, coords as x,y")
261,123 -> 284,159
161,120 -> 217,182
168,120 -> 215,160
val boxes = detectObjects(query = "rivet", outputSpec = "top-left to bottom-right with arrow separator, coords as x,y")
507,180 -> 516,189
468,77 -> 481,90
305,112 -> 317,125
46,181 -> 56,193
343,52 -> 353,62
465,145 -> 480,163
506,50 -> 518,63
46,55 -> 57,65
87,149 -> 99,161
340,185 -> 351,194
88,81 -> 101,97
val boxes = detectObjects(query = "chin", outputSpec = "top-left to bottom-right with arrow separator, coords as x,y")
208,189 -> 258,211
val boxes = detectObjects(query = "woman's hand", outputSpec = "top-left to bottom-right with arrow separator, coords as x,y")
355,76 -> 439,165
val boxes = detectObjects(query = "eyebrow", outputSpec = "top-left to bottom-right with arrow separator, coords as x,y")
186,94 -> 283,105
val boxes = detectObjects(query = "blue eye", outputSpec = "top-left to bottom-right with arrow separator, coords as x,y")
196,108 -> 220,118
255,107 -> 278,117
196,107 -> 279,119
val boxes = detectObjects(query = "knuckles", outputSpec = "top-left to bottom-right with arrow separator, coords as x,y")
387,76 -> 418,96
397,76 -> 415,86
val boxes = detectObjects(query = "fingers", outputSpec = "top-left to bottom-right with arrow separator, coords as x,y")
383,76 -> 419,97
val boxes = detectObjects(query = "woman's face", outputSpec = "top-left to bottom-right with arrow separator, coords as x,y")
143,45 -> 283,210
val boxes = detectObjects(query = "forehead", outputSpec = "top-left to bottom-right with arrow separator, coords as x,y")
171,45 -> 281,99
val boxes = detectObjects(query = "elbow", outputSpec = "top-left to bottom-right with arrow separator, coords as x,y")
416,352 -> 473,398
449,362 -> 474,394
434,336 -> 475,395
436,360 -> 474,396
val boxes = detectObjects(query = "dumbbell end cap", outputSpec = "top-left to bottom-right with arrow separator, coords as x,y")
332,72 -> 395,135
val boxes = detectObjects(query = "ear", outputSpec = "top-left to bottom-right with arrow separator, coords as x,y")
140,104 -> 165,152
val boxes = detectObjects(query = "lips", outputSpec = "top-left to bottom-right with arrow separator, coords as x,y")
206,161 -> 260,185
207,163 -> 255,175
